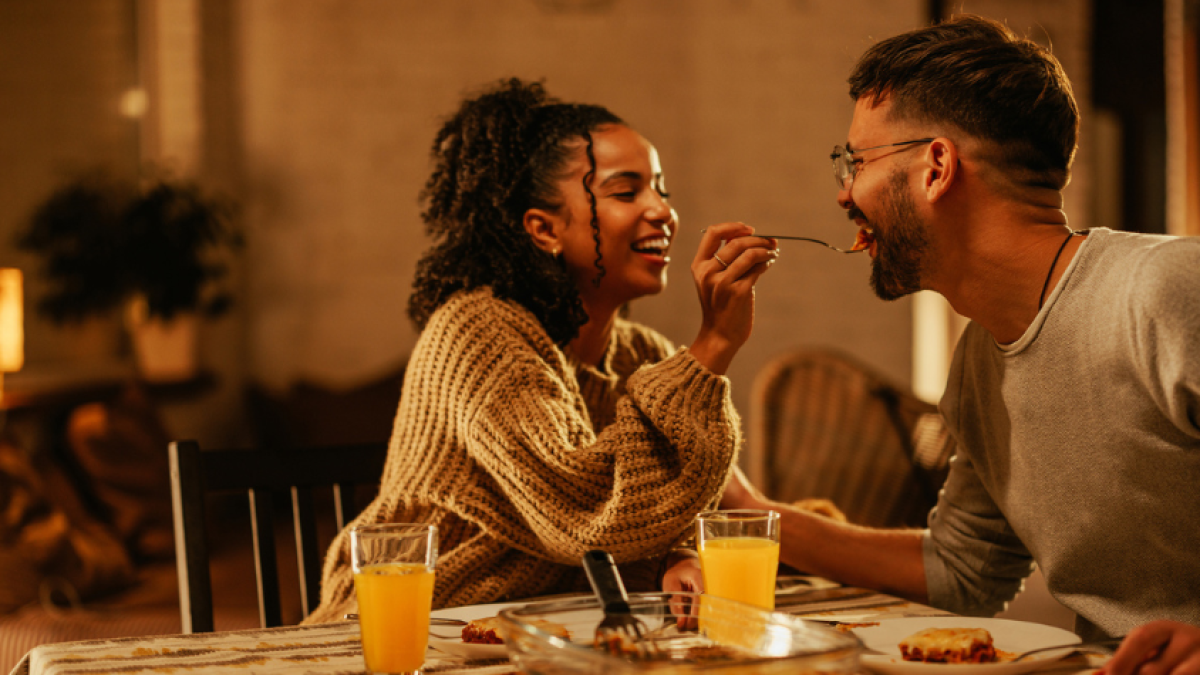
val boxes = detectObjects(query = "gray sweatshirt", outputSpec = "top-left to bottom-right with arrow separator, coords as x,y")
925,227 -> 1200,639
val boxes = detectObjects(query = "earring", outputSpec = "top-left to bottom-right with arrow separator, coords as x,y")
551,247 -> 561,258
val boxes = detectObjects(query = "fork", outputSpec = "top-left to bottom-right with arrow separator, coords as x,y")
698,229 -> 865,254
582,550 -> 660,659
1011,638 -> 1124,662
343,613 -> 466,626
755,234 -> 866,254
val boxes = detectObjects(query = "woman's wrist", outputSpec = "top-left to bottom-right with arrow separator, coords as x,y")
657,548 -> 700,585
687,336 -> 734,376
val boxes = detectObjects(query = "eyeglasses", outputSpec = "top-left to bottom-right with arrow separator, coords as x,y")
831,138 -> 935,190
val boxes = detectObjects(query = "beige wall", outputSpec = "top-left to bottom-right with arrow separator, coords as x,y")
0,0 -> 138,367
233,0 -> 1093,426
3,0 -> 1098,447
234,0 -> 929,426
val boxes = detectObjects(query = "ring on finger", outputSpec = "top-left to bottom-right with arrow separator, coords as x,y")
713,252 -> 730,268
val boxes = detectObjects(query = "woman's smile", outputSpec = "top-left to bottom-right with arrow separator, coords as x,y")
631,234 -> 671,264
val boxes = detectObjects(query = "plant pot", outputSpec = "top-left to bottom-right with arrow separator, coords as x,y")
126,296 -> 199,382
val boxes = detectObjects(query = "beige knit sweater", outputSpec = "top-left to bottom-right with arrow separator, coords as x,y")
305,288 -> 740,622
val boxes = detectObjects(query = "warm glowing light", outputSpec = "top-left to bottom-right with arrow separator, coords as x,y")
912,290 -> 951,403
0,268 -> 23,373
119,88 -> 149,118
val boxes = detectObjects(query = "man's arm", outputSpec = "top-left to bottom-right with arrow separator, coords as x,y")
721,467 -> 929,603
1102,621 -> 1200,675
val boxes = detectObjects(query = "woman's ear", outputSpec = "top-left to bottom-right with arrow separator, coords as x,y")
523,208 -> 563,256
923,138 -> 959,203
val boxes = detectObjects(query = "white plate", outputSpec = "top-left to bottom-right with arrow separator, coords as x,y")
427,601 -> 519,660
853,617 -> 1082,675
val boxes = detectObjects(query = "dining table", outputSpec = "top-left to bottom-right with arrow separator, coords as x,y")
9,575 -> 1107,675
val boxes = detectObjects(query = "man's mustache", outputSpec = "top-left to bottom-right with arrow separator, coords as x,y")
848,208 -> 868,223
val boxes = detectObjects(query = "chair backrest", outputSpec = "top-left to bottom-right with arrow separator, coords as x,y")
746,348 -> 956,528
168,439 -> 388,633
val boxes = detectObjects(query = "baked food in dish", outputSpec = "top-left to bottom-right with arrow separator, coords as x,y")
462,616 -> 570,644
899,627 -> 998,663
461,617 -> 506,644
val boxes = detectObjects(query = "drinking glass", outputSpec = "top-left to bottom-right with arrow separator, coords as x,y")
352,523 -> 438,675
696,509 -> 781,609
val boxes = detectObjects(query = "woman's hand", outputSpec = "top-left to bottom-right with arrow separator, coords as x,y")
661,550 -> 704,594
661,550 -> 703,630
1100,620 -> 1200,675
688,223 -> 778,375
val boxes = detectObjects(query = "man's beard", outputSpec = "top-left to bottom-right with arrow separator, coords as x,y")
869,171 -> 930,301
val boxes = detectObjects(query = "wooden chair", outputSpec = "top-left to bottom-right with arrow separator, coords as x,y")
168,439 -> 388,633
746,348 -> 956,528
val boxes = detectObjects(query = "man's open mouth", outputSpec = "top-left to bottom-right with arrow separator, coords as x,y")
851,227 -> 875,252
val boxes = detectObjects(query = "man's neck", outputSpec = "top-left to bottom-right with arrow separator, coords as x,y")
929,201 -> 1076,345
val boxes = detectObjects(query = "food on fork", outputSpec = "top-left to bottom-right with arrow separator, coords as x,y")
462,616 -> 570,645
899,627 -> 998,663
851,228 -> 875,252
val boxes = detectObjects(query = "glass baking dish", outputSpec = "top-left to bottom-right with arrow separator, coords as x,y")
497,592 -> 861,674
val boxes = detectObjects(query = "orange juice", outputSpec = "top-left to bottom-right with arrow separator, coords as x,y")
699,537 -> 780,610
354,562 -> 435,673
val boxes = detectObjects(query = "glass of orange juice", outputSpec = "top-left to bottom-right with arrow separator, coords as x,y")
352,523 -> 438,675
696,509 -> 781,610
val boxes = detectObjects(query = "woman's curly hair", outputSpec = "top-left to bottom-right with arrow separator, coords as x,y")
408,78 -> 624,345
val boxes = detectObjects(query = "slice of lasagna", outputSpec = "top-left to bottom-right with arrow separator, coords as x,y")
461,617 -> 506,645
899,627 -> 998,663
461,616 -> 571,645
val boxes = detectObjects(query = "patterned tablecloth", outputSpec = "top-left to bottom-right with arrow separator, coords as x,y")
9,577 -> 1104,675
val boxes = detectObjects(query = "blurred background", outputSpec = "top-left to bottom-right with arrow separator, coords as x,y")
1,0 -> 1197,452
0,0 -> 1196,654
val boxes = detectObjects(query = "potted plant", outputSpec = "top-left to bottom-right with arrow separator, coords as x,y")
16,169 -> 242,381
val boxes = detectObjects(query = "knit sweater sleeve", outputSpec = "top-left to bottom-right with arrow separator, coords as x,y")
457,295 -> 739,566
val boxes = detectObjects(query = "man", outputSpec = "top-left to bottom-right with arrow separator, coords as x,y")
722,14 -> 1200,675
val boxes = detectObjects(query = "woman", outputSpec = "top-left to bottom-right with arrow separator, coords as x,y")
306,78 -> 777,622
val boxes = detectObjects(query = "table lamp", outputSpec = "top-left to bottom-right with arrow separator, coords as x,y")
0,268 -> 24,408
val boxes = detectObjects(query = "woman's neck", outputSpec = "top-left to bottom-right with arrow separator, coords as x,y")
568,308 -> 616,369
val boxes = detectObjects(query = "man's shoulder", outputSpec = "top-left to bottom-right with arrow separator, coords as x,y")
1072,230 -> 1200,333
1100,228 -> 1197,277
1084,227 -> 1200,262
1072,229 -> 1197,294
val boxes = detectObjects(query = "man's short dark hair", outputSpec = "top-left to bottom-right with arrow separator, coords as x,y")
848,14 -> 1079,190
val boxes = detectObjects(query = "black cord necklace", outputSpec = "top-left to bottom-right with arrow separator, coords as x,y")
1038,231 -> 1078,310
